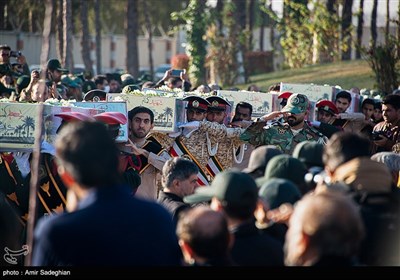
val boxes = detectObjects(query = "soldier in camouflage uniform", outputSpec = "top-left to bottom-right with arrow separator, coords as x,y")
240,93 -> 327,155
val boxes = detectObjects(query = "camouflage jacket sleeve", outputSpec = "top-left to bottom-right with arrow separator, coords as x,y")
198,120 -> 244,139
147,131 -> 175,150
239,121 -> 270,146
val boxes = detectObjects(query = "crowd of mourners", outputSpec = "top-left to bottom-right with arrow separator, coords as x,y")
1,43 -> 399,267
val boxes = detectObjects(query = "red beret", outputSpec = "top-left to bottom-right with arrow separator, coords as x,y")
278,91 -> 293,99
316,100 -> 338,115
54,112 -> 95,122
94,112 -> 127,125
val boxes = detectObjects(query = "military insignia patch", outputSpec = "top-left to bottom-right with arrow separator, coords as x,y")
212,100 -> 219,107
292,96 -> 300,105
278,128 -> 286,134
192,100 -> 199,108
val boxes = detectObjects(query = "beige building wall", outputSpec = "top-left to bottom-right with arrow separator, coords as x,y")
0,31 -> 175,75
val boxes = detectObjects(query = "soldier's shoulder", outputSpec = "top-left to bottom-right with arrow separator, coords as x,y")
306,123 -> 325,138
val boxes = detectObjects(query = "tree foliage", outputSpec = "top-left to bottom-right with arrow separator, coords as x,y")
263,0 -> 343,68
361,34 -> 400,95
205,1 -> 242,87
172,0 -> 208,87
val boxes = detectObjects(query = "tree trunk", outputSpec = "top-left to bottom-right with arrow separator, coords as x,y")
398,0 -> 400,58
126,0 -> 139,78
259,3 -> 266,51
341,0 -> 353,60
216,0 -> 224,35
25,0 -> 53,267
142,0 -> 154,80
233,0 -> 247,83
247,0 -> 255,51
327,0 -> 336,13
80,0 -> 92,73
95,0 -> 102,74
56,0 -> 63,61
371,0 -> 378,49
63,0 -> 74,72
385,0 -> 390,44
0,0 -> 5,30
356,0 -> 364,59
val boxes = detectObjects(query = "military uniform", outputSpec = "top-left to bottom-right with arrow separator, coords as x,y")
198,121 -> 243,175
315,99 -> 343,138
240,121 -> 326,155
203,96 -> 245,175
0,152 -> 67,225
150,96 -> 212,185
241,93 -> 327,155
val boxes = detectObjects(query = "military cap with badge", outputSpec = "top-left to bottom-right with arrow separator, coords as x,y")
83,89 -> 107,102
316,99 -> 338,115
206,96 -> 231,112
183,95 -> 210,112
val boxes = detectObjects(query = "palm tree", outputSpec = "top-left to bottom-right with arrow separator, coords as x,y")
163,107 -> 173,124
22,116 -> 35,138
157,113 -> 164,123
263,100 -> 269,112
14,125 -> 24,137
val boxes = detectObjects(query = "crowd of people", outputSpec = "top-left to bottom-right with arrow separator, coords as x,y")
1,44 -> 400,267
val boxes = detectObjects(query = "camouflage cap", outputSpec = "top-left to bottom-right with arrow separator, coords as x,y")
282,93 -> 309,114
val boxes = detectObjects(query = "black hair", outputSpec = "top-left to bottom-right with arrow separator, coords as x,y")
55,121 -> 120,188
128,106 -> 155,124
235,101 -> 253,116
335,90 -> 352,103
382,94 -> 400,110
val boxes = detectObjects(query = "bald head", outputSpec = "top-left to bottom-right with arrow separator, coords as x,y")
285,191 -> 364,266
176,206 -> 230,260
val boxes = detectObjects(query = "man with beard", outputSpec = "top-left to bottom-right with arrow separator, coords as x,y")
230,101 -> 255,170
332,90 -> 365,133
125,106 -> 171,200
240,93 -> 327,154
